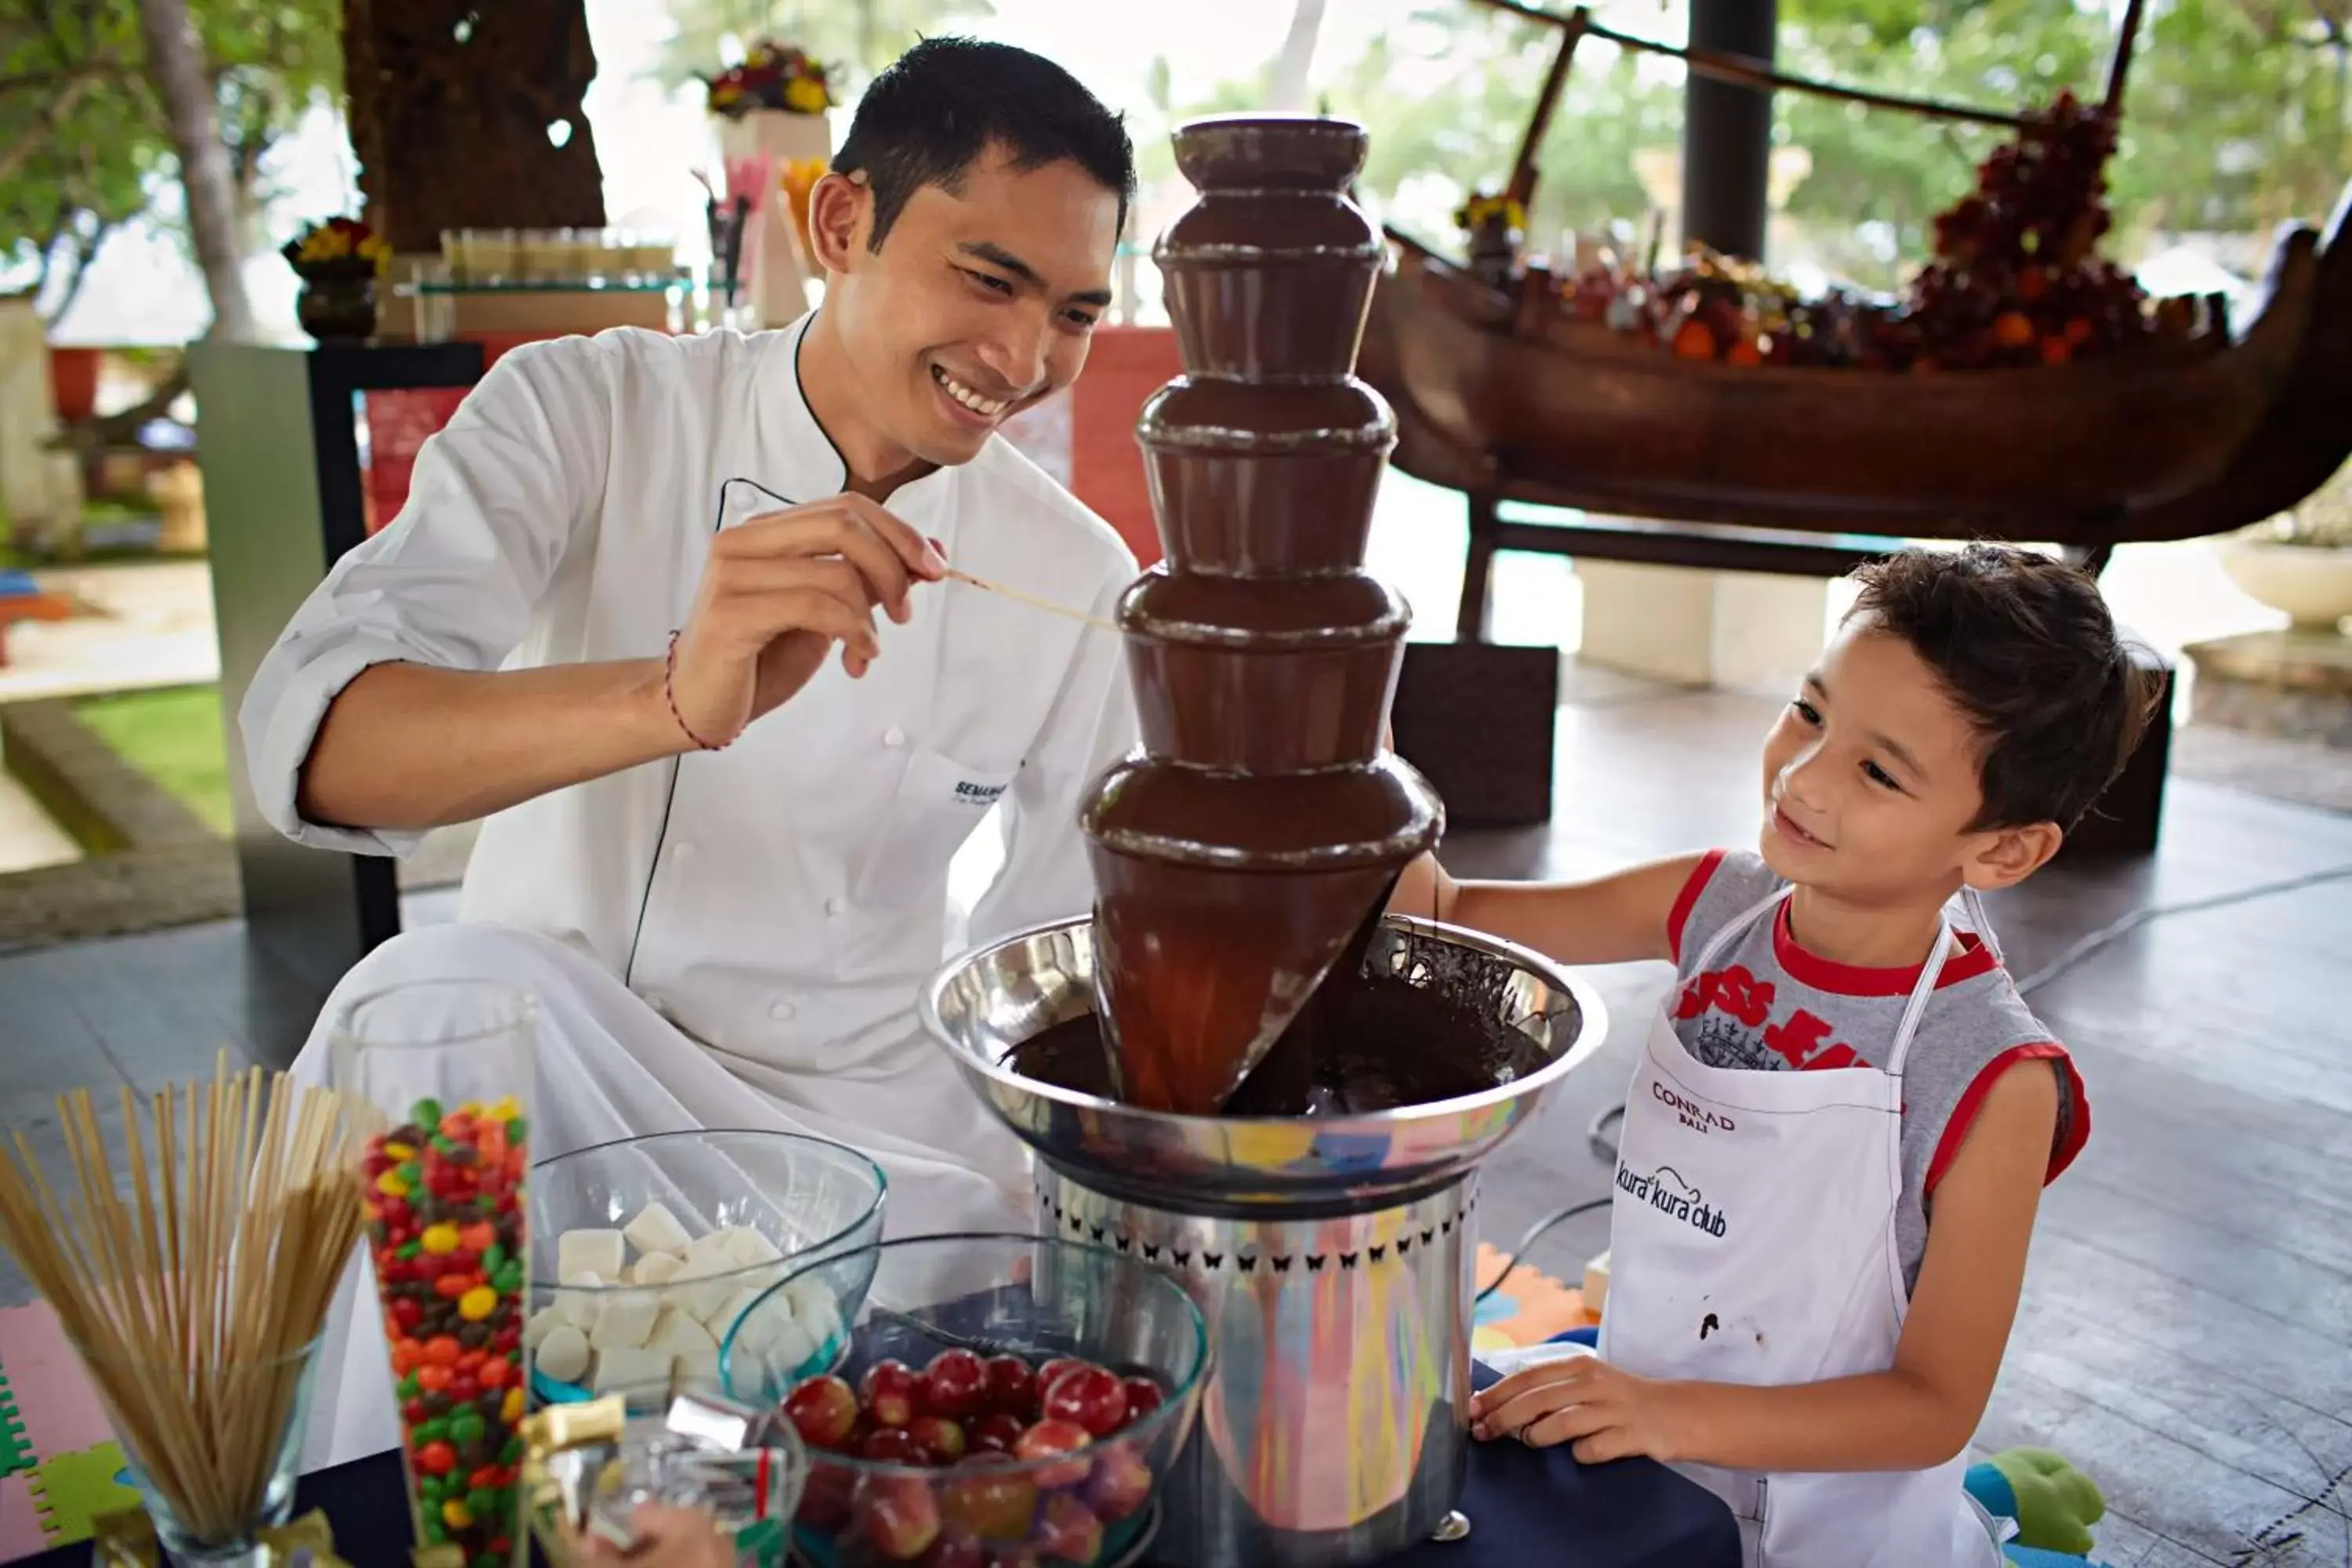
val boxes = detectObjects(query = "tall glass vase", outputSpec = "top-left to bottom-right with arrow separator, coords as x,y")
331,982 -> 535,1568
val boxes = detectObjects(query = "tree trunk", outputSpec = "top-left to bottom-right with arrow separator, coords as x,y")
136,0 -> 256,341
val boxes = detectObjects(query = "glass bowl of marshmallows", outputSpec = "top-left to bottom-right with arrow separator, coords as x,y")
525,1131 -> 887,1413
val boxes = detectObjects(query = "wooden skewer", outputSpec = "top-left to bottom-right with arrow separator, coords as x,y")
944,566 -> 1118,630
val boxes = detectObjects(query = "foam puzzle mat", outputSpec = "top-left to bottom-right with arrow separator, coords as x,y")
0,1303 -> 143,1561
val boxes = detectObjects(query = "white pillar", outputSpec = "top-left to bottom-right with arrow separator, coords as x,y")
1577,559 -> 1829,699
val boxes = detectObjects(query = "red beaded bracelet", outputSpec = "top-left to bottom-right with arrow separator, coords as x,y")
664,631 -> 728,752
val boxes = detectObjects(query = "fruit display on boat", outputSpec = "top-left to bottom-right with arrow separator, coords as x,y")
779,1351 -> 1171,1566
1541,91 -> 2211,372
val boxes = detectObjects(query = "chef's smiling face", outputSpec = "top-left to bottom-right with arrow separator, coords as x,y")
808,143 -> 1120,475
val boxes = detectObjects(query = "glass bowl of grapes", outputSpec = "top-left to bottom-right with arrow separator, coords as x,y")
717,1232 -> 1208,1568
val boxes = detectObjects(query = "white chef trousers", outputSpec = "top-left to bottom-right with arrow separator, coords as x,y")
289,921 -> 1033,1472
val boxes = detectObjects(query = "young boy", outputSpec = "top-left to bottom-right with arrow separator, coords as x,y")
1393,544 -> 2155,1567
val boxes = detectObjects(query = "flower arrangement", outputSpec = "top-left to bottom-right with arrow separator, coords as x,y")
281,216 -> 389,279
1455,190 -> 1526,236
706,42 -> 833,118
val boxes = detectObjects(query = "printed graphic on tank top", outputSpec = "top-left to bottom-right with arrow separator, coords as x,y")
1666,850 -> 2088,1291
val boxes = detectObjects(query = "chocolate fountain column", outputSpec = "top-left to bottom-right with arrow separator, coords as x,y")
1081,116 -> 1443,1116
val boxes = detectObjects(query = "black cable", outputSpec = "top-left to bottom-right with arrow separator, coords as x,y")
1476,1196 -> 1614,1304
1588,1102 -> 1625,1166
2010,860 -> 2352,997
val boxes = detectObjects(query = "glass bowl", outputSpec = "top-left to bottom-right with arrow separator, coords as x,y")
526,1131 -> 887,1414
720,1232 -> 1208,1568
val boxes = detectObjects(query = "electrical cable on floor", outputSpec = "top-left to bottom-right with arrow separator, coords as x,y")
1476,1195 -> 1614,1305
2009,860 -> 2352,997
1495,862 -> 2352,1312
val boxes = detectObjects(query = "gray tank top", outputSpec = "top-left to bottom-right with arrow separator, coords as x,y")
1667,850 -> 2085,1292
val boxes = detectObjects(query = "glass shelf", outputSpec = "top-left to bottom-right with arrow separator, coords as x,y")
398,275 -> 688,296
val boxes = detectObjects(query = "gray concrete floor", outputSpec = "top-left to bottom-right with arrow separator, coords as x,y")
2,668 -> 2347,1564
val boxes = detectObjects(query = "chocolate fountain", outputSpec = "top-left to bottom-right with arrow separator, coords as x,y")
922,116 -> 1607,1566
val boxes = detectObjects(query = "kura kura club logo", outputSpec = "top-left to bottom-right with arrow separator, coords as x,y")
1616,1162 -> 1730,1238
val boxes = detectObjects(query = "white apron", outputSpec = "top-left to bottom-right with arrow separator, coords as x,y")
1596,887 -> 2005,1568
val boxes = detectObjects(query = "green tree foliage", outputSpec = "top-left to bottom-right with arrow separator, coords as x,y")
0,0 -> 341,321
1779,0 -> 2348,278
1156,0 -> 2346,288
652,0 -> 995,93
1149,5 -> 1680,249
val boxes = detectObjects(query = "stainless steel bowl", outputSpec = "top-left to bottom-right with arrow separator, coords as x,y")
920,913 -> 1607,1210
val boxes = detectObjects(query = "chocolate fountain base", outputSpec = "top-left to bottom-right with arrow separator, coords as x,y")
1036,1167 -> 1475,1566
923,915 -> 1609,1568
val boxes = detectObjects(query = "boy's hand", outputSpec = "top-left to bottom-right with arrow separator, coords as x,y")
1470,1355 -> 1686,1465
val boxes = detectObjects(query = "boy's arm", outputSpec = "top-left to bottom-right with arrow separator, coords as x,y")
1472,1058 -> 2058,1471
1388,851 -> 1708,967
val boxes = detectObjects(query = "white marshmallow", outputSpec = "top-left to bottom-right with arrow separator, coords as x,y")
784,1279 -> 843,1348
535,1324 -> 592,1385
667,1251 -> 740,1321
523,1306 -> 564,1349
720,1226 -> 783,1267
627,1253 -> 683,1287
590,1290 -> 662,1351
557,1229 -> 626,1282
764,1316 -> 821,1381
554,1274 -> 607,1327
623,1202 -> 695,1259
698,1283 -> 769,1340
681,1230 -> 739,1273
590,1345 -> 672,1398
673,1344 -> 720,1390
648,1308 -> 718,1358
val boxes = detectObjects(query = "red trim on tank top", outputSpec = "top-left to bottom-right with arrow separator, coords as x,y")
1771,901 -> 2000,996
1667,850 -> 1726,962
1922,1044 -> 2088,1196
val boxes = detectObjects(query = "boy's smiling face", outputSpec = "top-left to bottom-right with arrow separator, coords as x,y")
1759,619 -> 2053,906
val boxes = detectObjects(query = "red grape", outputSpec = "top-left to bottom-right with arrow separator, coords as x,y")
782,1375 -> 858,1451
1011,1417 -> 1093,1490
1040,1366 -> 1127,1439
922,1349 -> 989,1419
861,1359 -> 921,1429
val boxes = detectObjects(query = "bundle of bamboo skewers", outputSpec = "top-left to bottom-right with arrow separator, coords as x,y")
0,1054 -> 370,1548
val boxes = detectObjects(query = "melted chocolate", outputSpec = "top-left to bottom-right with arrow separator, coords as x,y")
1078,115 -> 1446,1116
1008,971 -> 1546,1117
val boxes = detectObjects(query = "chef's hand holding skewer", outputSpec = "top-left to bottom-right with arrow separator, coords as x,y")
665,495 -> 948,750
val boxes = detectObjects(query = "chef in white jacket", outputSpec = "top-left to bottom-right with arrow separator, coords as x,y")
244,38 -> 1141,1465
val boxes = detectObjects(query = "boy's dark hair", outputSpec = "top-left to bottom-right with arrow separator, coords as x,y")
833,37 -> 1135,252
1848,544 -> 2159,833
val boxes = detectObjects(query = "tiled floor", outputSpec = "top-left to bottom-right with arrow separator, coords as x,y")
1,670 -> 2347,1563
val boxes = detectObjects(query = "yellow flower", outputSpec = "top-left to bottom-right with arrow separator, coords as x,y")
783,75 -> 829,114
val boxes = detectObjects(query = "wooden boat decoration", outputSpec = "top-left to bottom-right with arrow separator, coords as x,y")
1356,0 -> 2352,558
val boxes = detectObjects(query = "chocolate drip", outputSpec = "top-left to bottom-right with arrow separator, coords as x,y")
1080,115 -> 1444,1116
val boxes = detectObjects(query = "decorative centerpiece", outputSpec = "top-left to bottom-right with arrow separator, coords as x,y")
924,116 -> 1609,1566
283,216 -> 390,343
706,42 -> 834,328
1455,190 -> 1525,291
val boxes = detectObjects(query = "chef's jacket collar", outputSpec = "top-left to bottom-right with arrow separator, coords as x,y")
761,310 -> 956,510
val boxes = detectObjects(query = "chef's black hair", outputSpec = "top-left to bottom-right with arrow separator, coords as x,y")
833,35 -> 1135,250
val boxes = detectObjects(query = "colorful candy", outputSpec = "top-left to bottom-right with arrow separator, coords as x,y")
361,1095 -> 528,1563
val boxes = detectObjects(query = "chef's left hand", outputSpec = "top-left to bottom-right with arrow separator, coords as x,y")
1470,1355 -> 1684,1464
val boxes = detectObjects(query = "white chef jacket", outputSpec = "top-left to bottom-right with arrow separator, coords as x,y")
241,314 -> 1139,1082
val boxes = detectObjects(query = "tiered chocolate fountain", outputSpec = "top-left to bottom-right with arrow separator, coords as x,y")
924,115 -> 1606,1566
